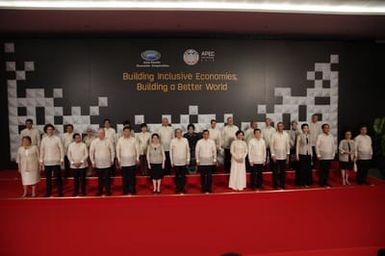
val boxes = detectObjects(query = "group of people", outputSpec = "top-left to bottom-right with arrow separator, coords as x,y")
16,114 -> 373,197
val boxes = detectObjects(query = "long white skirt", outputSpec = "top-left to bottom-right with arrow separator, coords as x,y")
229,159 -> 246,190
20,170 -> 40,186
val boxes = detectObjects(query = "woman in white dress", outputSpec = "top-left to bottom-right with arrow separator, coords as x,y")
16,136 -> 41,197
229,130 -> 248,191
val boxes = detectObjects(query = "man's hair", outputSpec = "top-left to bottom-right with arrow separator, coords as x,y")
123,126 -> 131,131
43,124 -> 55,133
65,124 -> 74,129
235,130 -> 244,136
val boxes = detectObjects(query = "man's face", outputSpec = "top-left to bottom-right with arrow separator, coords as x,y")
46,127 -> 54,136
265,119 -> 272,127
26,121 -> 33,129
123,128 -> 131,137
254,131 -> 261,139
292,122 -> 298,130
98,129 -> 105,139
175,129 -> 182,138
141,126 -> 148,133
360,127 -> 367,135
211,121 -> 216,129
323,125 -> 330,134
203,132 -> 209,139
251,122 -> 258,129
162,118 -> 169,126
227,117 -> 233,125
66,126 -> 73,133
74,135 -> 81,143
312,115 -> 319,123
104,121 -> 111,128
302,126 -> 309,133
277,123 -> 284,132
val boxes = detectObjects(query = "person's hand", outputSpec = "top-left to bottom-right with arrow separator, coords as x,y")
272,156 -> 277,162
171,164 -> 174,168
40,164 -> 44,171
162,164 -> 165,169
249,161 -> 254,167
92,163 -> 96,169
74,162 -> 81,168
136,160 -> 140,166
148,165 -> 151,170
296,156 -> 299,161
286,157 -> 289,165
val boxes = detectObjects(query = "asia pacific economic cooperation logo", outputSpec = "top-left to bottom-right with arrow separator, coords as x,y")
141,50 -> 162,61
183,49 -> 200,66
138,50 -> 169,68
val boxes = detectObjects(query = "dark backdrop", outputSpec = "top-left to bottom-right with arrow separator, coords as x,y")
0,37 -> 384,169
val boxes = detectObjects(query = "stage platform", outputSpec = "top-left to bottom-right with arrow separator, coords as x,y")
0,168 -> 384,256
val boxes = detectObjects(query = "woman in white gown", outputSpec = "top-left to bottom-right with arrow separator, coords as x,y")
16,136 -> 41,197
229,130 -> 248,191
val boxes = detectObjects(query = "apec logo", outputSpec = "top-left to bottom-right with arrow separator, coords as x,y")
183,49 -> 215,65
183,49 -> 200,66
141,50 -> 161,62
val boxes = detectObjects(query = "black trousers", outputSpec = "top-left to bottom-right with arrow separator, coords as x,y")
44,165 -> 63,196
250,164 -> 264,189
64,156 -> 71,177
272,160 -> 286,189
289,149 -> 299,185
72,168 -> 86,195
164,151 -> 171,175
319,160 -> 332,187
199,165 -> 214,193
122,165 -> 136,194
265,148 -> 272,171
174,165 -> 187,193
298,155 -> 313,186
96,167 -> 111,195
224,148 -> 231,173
139,155 -> 148,175
311,146 -> 318,169
356,159 -> 371,184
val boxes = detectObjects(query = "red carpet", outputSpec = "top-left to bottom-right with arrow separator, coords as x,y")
0,168 -> 384,256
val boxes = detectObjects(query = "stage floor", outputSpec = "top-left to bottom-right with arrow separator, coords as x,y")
0,169 -> 384,256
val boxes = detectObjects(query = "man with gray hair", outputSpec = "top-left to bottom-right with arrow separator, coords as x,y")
90,128 -> 115,196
